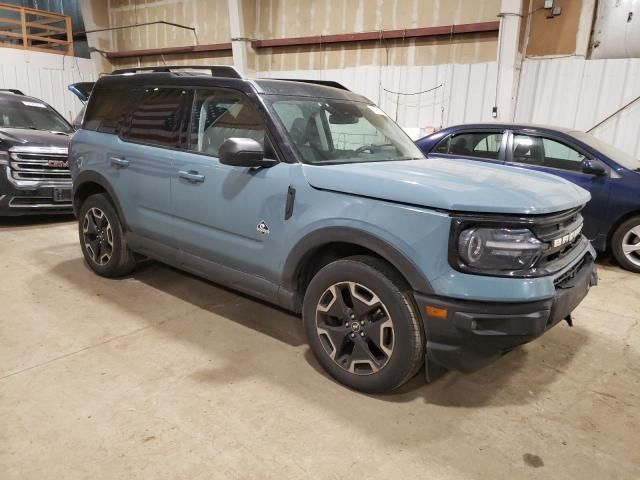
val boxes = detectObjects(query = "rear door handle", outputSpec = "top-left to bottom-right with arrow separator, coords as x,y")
179,170 -> 205,183
110,156 -> 129,168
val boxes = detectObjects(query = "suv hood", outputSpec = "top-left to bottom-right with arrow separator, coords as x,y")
302,157 -> 590,214
0,128 -> 71,149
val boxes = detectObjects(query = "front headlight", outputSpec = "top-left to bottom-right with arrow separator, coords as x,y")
457,227 -> 547,273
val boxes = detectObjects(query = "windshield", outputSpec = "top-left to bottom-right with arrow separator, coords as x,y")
0,99 -> 73,133
570,131 -> 640,171
269,97 -> 424,164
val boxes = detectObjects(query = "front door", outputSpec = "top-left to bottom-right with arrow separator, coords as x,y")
169,87 -> 293,283
507,132 -> 609,239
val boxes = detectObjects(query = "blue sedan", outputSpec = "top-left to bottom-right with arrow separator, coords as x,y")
416,123 -> 640,272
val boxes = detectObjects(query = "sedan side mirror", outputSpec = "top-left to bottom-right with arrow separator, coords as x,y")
219,138 -> 277,168
581,158 -> 607,176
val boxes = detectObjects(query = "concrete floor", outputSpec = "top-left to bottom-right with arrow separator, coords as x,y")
0,216 -> 638,480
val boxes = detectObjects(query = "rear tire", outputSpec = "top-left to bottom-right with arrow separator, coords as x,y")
611,216 -> 640,273
78,193 -> 136,278
303,255 -> 425,394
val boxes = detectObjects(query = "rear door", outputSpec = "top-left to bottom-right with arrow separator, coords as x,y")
506,131 -> 609,239
115,86 -> 192,241
427,129 -> 507,165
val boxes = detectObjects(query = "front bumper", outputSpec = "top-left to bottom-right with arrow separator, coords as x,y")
0,173 -> 72,216
414,253 -> 597,373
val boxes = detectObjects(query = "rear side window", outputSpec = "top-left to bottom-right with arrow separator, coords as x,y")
83,88 -> 131,134
122,87 -> 191,148
435,132 -> 503,160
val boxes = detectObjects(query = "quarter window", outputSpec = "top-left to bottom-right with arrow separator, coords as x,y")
189,88 -> 265,157
122,87 -> 190,148
83,87 -> 131,134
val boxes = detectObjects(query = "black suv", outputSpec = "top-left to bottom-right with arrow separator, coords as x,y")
0,89 -> 73,215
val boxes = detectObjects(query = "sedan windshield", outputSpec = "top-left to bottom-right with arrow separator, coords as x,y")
269,97 -> 424,164
0,99 -> 73,133
570,131 -> 640,172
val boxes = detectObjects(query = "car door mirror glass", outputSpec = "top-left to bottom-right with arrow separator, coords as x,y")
219,138 -> 275,167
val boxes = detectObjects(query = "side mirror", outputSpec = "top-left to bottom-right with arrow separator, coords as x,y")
219,138 -> 276,168
581,158 -> 607,176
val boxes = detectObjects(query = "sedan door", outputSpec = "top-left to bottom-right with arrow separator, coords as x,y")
506,131 -> 610,240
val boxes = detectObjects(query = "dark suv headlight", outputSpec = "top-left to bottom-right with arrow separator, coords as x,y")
458,227 -> 547,271
449,209 -> 587,278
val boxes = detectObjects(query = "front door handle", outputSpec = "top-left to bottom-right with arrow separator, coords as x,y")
110,156 -> 129,168
179,170 -> 205,183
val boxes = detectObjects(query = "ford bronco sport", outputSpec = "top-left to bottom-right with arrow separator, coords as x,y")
0,89 -> 73,215
70,66 -> 597,393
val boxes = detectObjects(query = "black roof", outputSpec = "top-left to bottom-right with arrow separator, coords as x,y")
94,66 -> 370,103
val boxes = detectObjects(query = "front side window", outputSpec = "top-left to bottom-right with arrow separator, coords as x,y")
436,132 -> 503,159
0,99 -> 72,133
270,98 -> 423,164
512,134 -> 586,172
189,88 -> 265,157
541,137 -> 586,171
122,87 -> 190,148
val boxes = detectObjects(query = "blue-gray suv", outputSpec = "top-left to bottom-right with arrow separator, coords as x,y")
70,66 -> 597,393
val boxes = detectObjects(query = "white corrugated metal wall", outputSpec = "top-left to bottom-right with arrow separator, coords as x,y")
0,48 -> 97,123
258,62 -> 499,137
260,57 -> 640,159
515,57 -> 640,158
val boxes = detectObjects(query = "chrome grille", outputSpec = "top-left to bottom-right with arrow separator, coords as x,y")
8,146 -> 70,186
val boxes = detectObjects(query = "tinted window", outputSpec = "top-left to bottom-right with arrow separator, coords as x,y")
190,88 -> 264,157
512,135 -> 586,172
83,87 -> 131,134
436,132 -> 503,159
123,87 -> 190,148
433,136 -> 450,153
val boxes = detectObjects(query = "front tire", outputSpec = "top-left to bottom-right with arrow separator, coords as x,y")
78,193 -> 136,278
611,216 -> 640,273
303,256 -> 425,394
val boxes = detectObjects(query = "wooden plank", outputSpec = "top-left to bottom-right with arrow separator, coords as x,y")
19,7 -> 27,48
27,21 -> 66,33
0,30 -> 22,39
0,16 -> 23,27
26,33 -> 68,44
65,15 -> 72,56
0,4 -> 65,19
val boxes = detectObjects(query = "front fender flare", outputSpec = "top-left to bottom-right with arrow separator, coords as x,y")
281,226 -> 434,298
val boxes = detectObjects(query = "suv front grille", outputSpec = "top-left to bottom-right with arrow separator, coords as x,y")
8,147 -> 70,186
530,207 -> 584,268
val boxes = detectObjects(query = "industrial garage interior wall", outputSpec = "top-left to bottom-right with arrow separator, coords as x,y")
258,62 -> 498,138
515,57 -> 640,158
0,48 -> 97,123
